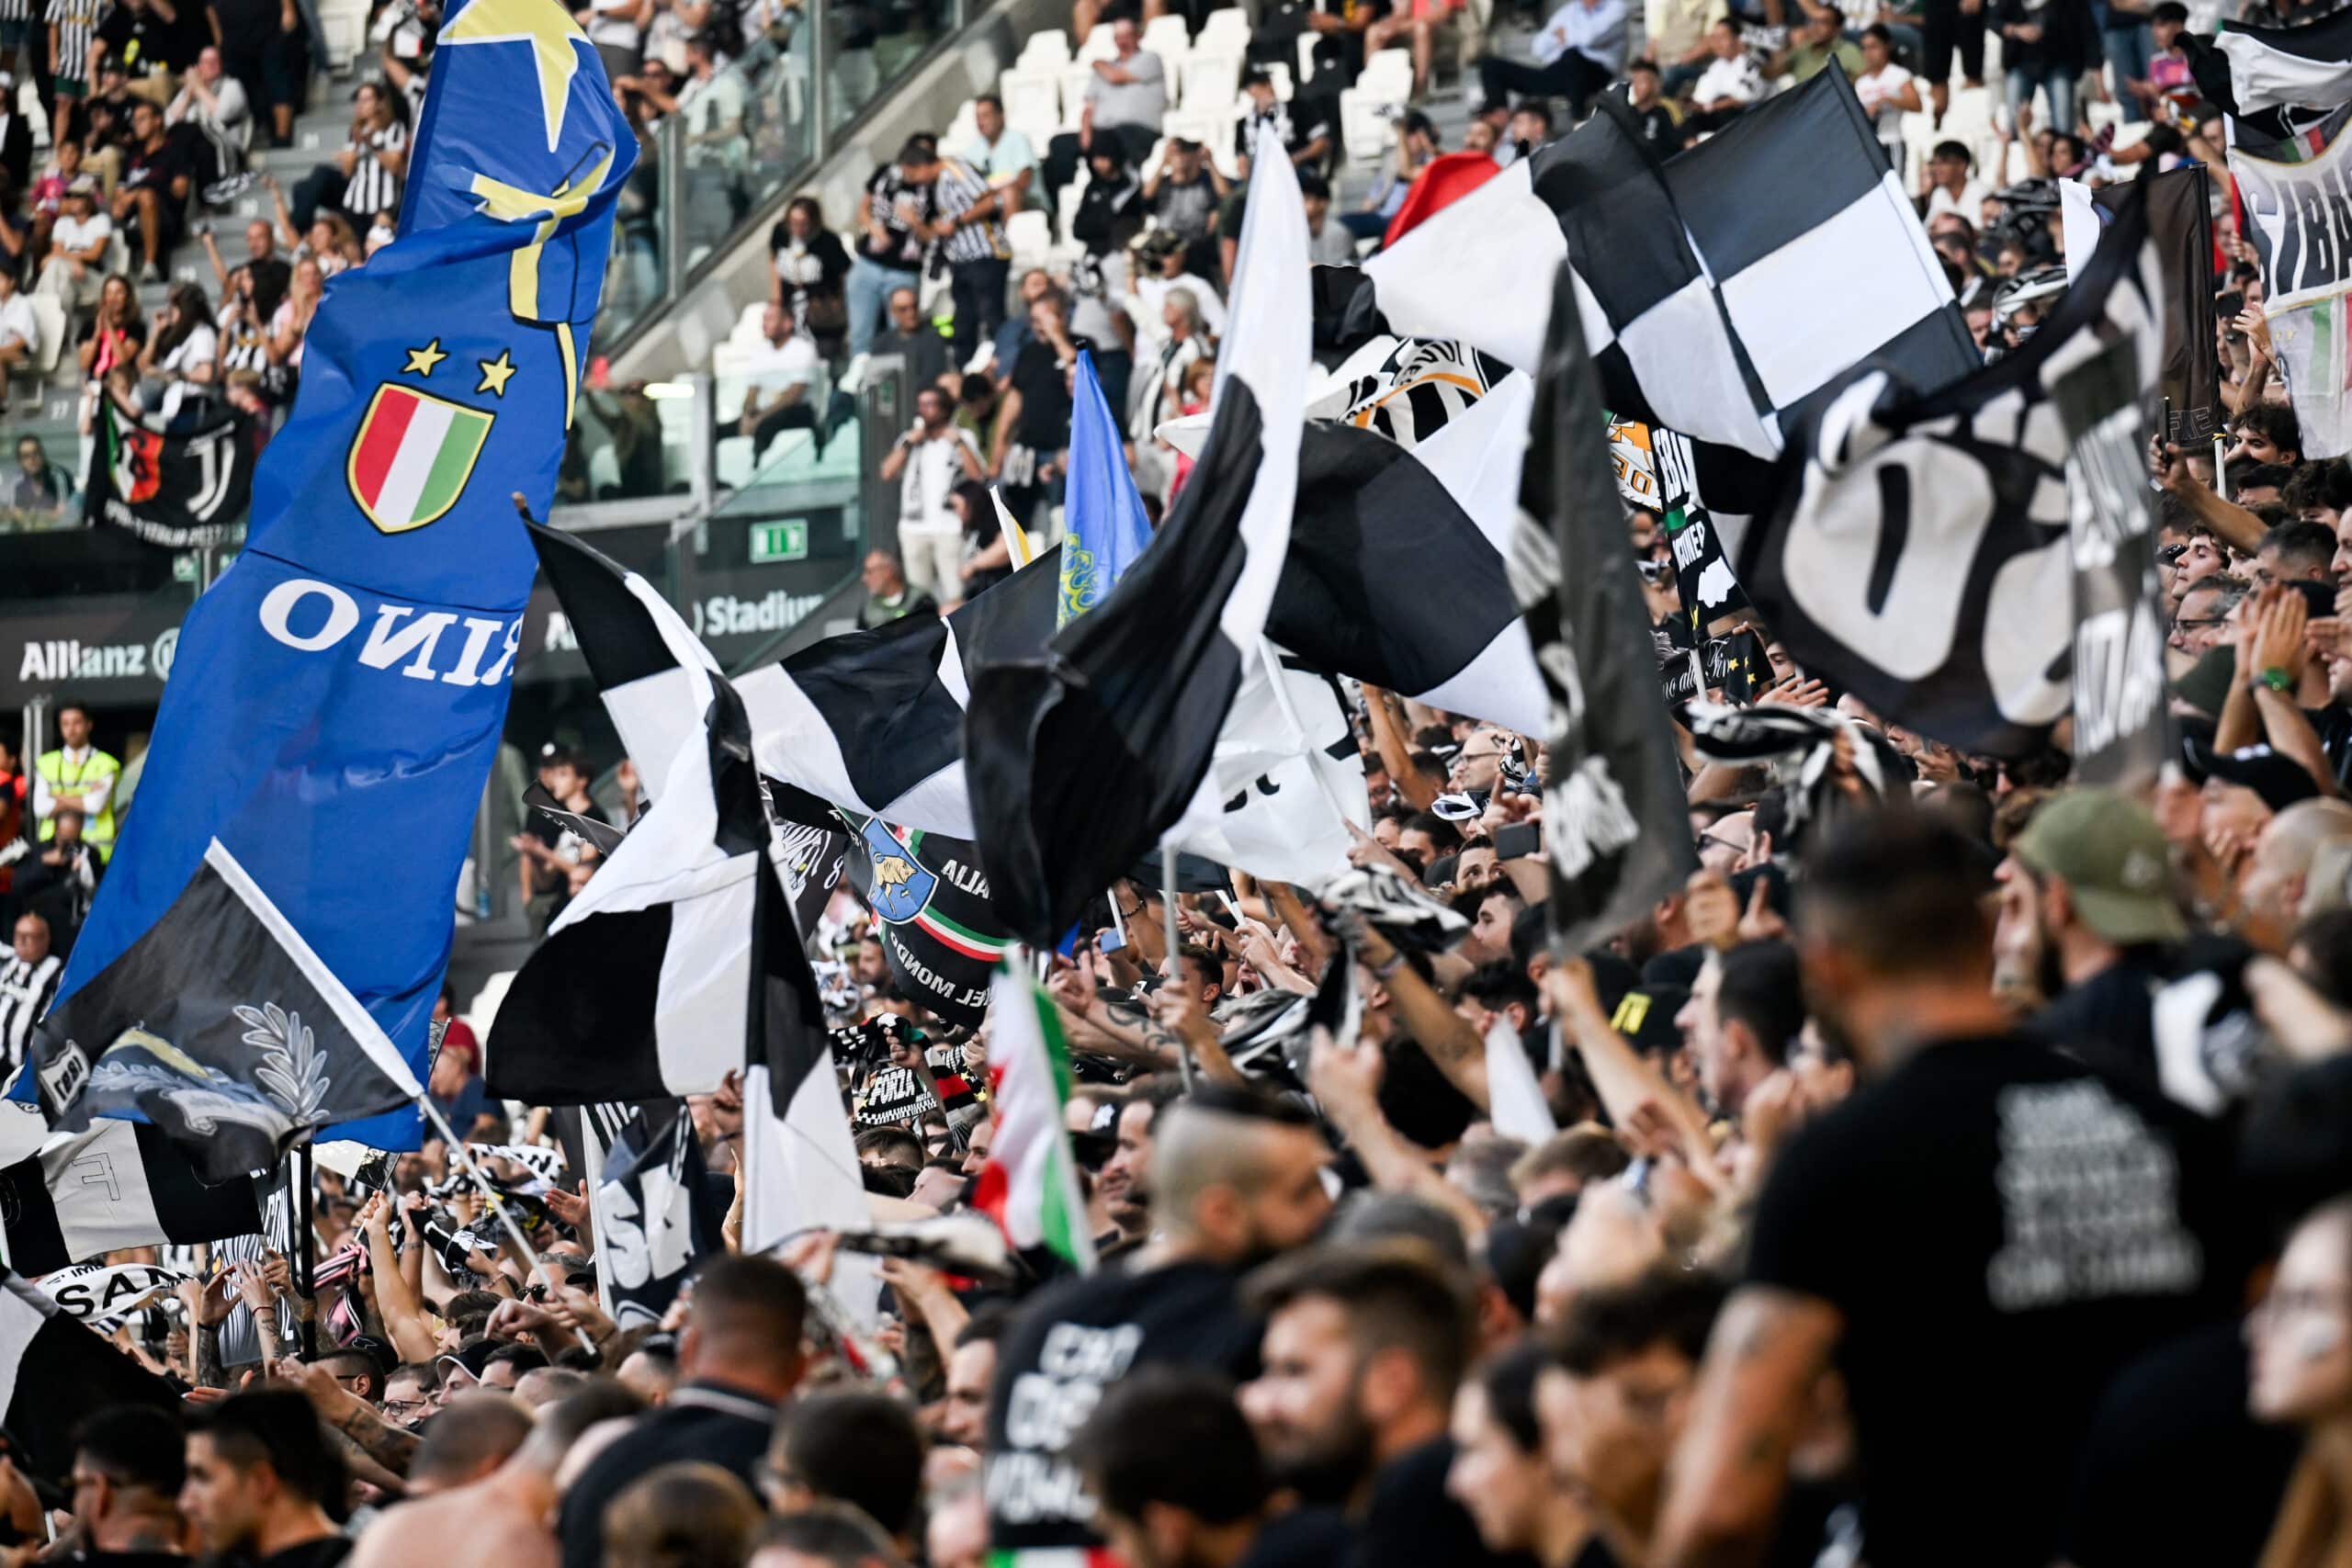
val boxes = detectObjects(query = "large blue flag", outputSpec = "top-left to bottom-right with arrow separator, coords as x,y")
27,0 -> 637,1153
1056,349 -> 1154,626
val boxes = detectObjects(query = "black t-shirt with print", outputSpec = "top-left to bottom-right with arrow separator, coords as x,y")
1746,1032 -> 2247,1568
985,1258 -> 1263,1551
856,162 -> 931,270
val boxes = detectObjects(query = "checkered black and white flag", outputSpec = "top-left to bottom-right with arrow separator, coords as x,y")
1734,185 -> 2165,758
1315,71 -> 1978,465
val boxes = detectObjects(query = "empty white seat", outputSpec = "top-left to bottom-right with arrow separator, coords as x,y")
1006,209 -> 1053,268
1019,26 -> 1071,66
1183,51 -> 1242,109
1143,13 -> 1193,60
26,295 -> 62,375
1338,85 -> 1396,164
1001,68 -> 1062,130
1359,48 -> 1414,99
1262,60 -> 1293,99
1078,21 -> 1117,60
1199,6 -> 1250,52
1059,62 -> 1097,126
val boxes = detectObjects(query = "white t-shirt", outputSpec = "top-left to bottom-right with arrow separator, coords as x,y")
0,293 -> 39,354
741,331 -> 820,400
899,427 -> 979,536
1855,62 -> 1915,141
54,210 -> 112,254
584,0 -> 641,50
158,322 -> 219,421
1927,178 -> 1992,226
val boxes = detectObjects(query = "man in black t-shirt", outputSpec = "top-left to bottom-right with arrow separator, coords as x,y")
846,141 -> 936,363
113,97 -> 192,281
1654,811 -> 2245,1568
984,1086 -> 1332,1557
1622,61 -> 1679,152
1238,1244 -> 1535,1568
182,1392 -> 354,1568
987,290 -> 1092,531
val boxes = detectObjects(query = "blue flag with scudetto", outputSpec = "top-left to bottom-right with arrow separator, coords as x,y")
1057,349 -> 1155,626
27,0 -> 638,1151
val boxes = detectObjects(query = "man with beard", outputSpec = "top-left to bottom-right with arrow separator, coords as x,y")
1098,1075 -> 1184,1238
984,1086 -> 1332,1558
179,1393 -> 351,1568
1655,811 -> 2245,1568
1238,1243 -> 1533,1568
1077,1369 -> 1323,1568
1995,790 -> 2188,1066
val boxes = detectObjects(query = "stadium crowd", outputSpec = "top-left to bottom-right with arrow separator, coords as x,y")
11,0 -> 2352,1562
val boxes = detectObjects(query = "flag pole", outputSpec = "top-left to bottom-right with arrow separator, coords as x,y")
294,1144 -> 317,1361
414,1095 -> 594,1351
1161,841 -> 1194,1089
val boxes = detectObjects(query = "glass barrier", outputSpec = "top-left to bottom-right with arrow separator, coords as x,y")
596,0 -> 972,350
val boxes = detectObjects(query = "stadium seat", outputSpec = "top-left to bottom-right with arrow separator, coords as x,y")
1056,176 -> 1089,246
1297,34 -> 1317,88
1058,62 -> 1097,127
1359,48 -> 1414,100
944,96 -> 981,148
1262,61 -> 1294,100
1019,27 -> 1071,67
1007,209 -> 1054,270
1339,85 -> 1396,165
26,296 -> 62,376
1200,6 -> 1250,53
1143,13 -> 1193,61
1002,69 -> 1063,134
1079,22 -> 1116,60
1183,51 -> 1242,109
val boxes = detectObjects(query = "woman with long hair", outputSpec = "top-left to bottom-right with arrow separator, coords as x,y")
267,258 -> 325,373
768,195 -> 850,361
75,274 -> 144,381
137,281 -> 221,427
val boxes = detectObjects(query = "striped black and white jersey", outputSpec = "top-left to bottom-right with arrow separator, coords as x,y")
0,0 -> 33,27
44,0 -> 109,83
0,952 -> 61,1072
339,117 -> 407,220
929,156 -> 1009,266
218,312 -> 267,373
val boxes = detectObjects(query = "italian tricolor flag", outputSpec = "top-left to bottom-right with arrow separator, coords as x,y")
890,826 -> 1012,961
972,961 -> 1095,1275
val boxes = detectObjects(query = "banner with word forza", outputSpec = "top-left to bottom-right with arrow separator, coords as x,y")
84,397 -> 254,549
2054,321 -> 2173,786
2232,104 -> 2352,458
23,0 -> 638,1152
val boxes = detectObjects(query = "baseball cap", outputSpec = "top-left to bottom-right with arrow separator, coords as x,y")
2183,738 -> 2323,813
2013,788 -> 2189,946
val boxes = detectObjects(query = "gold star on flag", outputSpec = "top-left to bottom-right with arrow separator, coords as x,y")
477,350 -> 517,397
402,338 -> 447,378
437,0 -> 588,152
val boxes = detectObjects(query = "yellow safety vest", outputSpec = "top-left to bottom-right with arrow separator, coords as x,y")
35,747 -> 119,860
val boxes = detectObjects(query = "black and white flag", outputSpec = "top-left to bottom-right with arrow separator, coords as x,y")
0,1264 -> 180,1478
2206,9 -> 2352,118
594,1103 -> 722,1329
484,663 -> 777,1104
1735,185 -> 2165,757
0,1118 -> 261,1274
742,835 -> 878,1324
2053,291 -> 2174,787
1313,73 -> 1975,463
1276,378 -> 1549,736
966,127 -> 1312,945
38,1262 -> 187,1324
1513,262 -> 1699,956
2229,103 -> 2352,458
85,398 -> 254,550
28,839 -> 426,1184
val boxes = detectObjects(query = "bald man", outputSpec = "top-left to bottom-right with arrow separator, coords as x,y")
2244,799 -> 2352,938
353,1386 -> 644,1568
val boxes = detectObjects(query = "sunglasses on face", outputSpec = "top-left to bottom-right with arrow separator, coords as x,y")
2157,542 -> 2188,565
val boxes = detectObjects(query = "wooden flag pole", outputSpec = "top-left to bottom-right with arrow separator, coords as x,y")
416,1094 -> 594,1352
1162,841 -> 1195,1090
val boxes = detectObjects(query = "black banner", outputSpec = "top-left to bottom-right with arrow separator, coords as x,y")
1516,264 -> 1700,955
842,816 -> 1008,1032
2105,165 -> 2222,448
84,399 -> 254,549
2055,333 -> 2174,787
1654,427 -> 1752,636
594,1103 -> 720,1329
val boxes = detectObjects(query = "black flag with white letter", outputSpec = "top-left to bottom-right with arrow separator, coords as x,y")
85,399 -> 254,549
594,1103 -> 721,1329
1735,185 -> 2165,757
1511,262 -> 1699,956
2053,298 -> 2173,786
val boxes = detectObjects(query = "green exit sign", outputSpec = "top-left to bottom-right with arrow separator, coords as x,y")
749,519 -> 808,563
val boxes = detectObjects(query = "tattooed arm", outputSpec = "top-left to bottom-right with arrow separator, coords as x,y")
1652,1285 -> 1844,1568
279,1359 -> 420,1474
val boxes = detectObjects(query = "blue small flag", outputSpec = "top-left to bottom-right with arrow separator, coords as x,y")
26,0 -> 638,1153
1057,349 -> 1155,626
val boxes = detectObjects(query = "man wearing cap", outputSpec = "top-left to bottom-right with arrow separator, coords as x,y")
1997,789 -> 2189,1068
